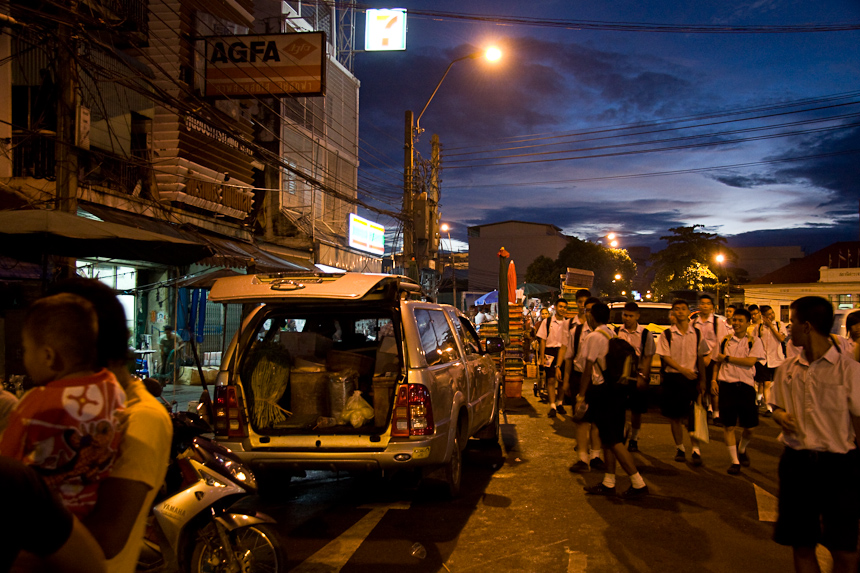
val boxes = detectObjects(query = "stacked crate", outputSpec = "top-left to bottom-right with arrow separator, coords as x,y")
504,304 -> 524,397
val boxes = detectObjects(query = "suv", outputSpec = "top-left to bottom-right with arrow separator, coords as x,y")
208,272 -> 503,497
608,302 -> 673,384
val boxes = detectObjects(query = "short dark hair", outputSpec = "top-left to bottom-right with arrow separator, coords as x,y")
698,294 -> 714,304
585,296 -> 601,307
727,304 -> 738,312
24,293 -> 99,368
590,302 -> 610,324
790,296 -> 833,336
733,308 -> 751,321
49,277 -> 130,367
747,304 -> 759,312
671,299 -> 689,309
164,325 -> 175,332
847,311 -> 860,330
624,302 -> 639,312
760,305 -> 773,314
575,289 -> 591,299
556,298 -> 569,306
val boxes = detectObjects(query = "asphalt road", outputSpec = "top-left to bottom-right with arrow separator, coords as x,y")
244,382 -> 821,573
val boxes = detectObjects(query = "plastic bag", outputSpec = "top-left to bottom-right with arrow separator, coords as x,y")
339,390 -> 374,428
691,401 -> 710,443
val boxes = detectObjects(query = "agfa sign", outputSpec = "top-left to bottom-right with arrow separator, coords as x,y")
204,32 -> 325,97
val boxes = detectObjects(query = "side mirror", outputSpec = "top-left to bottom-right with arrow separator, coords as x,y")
484,337 -> 505,355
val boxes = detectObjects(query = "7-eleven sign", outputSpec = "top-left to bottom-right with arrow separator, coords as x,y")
365,9 -> 407,51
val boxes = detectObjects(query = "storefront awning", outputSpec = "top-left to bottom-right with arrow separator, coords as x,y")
0,209 -> 214,266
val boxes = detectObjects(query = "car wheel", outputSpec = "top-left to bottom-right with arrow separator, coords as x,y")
443,430 -> 462,498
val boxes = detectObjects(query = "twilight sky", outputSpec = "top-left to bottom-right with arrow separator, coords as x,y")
352,1 -> 860,255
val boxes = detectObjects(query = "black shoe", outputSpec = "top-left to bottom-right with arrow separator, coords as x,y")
727,463 -> 741,475
548,408 -> 557,418
674,449 -> 686,462
691,452 -> 703,467
590,457 -> 606,471
556,404 -> 566,415
621,485 -> 649,499
738,451 -> 750,467
568,460 -> 590,473
584,483 -> 616,496
627,439 -> 639,453
763,409 -> 773,418
533,383 -> 539,397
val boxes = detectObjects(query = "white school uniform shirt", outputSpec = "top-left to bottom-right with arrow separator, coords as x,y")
572,317 -> 594,372
692,313 -> 729,360
656,323 -> 711,374
616,325 -> 656,359
564,315 -> 589,361
581,324 -> 616,386
716,334 -> 766,387
536,315 -> 570,349
770,343 -> 860,453
756,321 -> 788,367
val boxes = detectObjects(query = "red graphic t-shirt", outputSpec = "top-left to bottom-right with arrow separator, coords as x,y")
0,369 -> 127,517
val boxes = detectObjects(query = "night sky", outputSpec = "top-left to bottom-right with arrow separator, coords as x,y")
352,1 -> 860,256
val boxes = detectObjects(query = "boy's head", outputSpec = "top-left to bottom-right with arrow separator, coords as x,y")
589,302 -> 610,327
730,308 -> 751,337
698,294 -> 714,315
575,289 -> 591,314
747,304 -> 761,323
621,302 -> 640,330
554,298 -> 569,318
725,304 -> 736,321
790,296 -> 833,345
22,293 -> 99,384
671,299 -> 690,322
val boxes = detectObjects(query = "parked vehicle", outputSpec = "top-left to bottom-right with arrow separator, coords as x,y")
207,272 -> 504,497
138,388 -> 284,573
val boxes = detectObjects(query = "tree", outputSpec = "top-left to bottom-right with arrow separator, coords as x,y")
524,255 -> 564,290
650,225 -> 733,300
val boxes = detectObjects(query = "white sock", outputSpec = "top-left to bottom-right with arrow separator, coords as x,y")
630,428 -> 640,440
728,445 -> 739,464
602,474 -> 616,488
739,437 -> 751,454
692,447 -> 701,455
550,404 -> 557,410
676,444 -> 685,453
629,472 -> 646,489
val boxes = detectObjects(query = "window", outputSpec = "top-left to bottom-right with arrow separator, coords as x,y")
415,309 -> 460,366
457,317 -> 482,356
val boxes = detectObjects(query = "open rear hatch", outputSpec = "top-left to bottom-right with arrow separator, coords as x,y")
235,302 -> 403,438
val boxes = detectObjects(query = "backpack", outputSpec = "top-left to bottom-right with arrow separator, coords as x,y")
720,334 -> 754,355
570,322 -> 584,357
614,325 -> 650,358
597,329 -> 636,385
757,322 -> 788,356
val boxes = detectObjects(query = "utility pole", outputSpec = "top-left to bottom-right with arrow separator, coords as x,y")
430,134 -> 440,265
403,110 -> 415,278
55,4 -> 79,279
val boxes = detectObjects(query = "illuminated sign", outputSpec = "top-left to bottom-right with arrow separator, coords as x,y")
348,214 -> 385,256
204,32 -> 325,97
365,9 -> 406,51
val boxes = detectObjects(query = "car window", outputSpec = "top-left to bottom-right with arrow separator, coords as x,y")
415,308 -> 460,366
457,317 -> 482,356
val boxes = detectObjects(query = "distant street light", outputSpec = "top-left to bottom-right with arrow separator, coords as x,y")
404,47 -> 502,277
715,253 -> 726,313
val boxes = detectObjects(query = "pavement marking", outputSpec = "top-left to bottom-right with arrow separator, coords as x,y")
290,501 -> 411,572
566,546 -> 588,573
754,484 -> 778,522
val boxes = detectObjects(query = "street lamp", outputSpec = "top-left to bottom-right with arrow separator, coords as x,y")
403,47 -> 502,277
715,253 -> 726,313
440,223 -> 456,309
607,232 -> 618,248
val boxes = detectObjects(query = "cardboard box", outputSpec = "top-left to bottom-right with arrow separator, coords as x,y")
279,332 -> 333,360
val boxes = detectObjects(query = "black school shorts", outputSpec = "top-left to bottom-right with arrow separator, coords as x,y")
774,448 -> 860,552
718,381 -> 758,428
590,384 -> 627,446
661,373 -> 697,420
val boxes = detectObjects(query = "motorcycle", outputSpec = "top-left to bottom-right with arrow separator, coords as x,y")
138,380 -> 285,573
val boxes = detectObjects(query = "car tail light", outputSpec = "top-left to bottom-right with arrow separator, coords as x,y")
214,385 -> 248,438
390,384 -> 434,437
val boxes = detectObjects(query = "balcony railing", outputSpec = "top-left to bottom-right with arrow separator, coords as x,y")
12,131 -> 56,180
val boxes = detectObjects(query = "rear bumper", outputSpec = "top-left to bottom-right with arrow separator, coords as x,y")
217,434 -> 450,473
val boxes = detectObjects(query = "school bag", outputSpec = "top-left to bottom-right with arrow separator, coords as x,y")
596,329 -> 636,385
757,322 -> 787,356
614,325 -> 650,358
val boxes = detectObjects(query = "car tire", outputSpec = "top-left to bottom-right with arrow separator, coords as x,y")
443,430 -> 462,499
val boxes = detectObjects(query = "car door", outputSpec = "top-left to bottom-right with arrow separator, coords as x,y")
413,307 -> 466,432
447,309 -> 493,432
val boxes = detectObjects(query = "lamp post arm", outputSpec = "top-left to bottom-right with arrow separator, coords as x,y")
415,52 -> 478,132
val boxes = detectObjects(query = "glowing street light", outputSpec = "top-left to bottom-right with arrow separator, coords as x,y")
615,273 -> 622,280
715,253 -> 727,313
